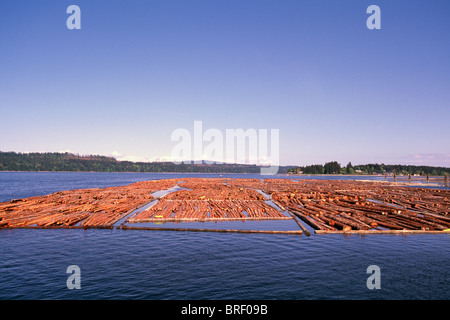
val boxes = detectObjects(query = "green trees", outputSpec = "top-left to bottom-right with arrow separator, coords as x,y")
1,152 -> 449,175
0,151 -> 295,173
324,161 -> 341,174
346,162 -> 355,174
301,164 -> 324,174
292,160 -> 449,176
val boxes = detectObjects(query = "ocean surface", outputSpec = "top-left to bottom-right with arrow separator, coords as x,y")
0,172 -> 449,300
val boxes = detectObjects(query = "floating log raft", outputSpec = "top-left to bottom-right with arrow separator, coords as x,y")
0,179 -> 179,228
128,199 -> 290,223
0,177 -> 449,234
127,179 -> 291,223
267,179 -> 449,234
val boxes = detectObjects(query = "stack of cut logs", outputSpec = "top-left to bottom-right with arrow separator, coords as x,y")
129,179 -> 288,222
129,199 -> 288,222
0,179 -> 179,228
267,179 -> 450,232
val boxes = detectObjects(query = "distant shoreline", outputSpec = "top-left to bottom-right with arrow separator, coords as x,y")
0,171 -> 448,177
2,151 -> 449,176
0,171 -> 288,175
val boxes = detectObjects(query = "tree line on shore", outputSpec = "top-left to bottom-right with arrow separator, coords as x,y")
0,152 -> 448,176
290,161 -> 450,176
0,151 -> 294,173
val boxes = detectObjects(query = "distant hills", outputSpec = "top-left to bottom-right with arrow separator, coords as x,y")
0,151 -> 294,174
0,151 -> 448,175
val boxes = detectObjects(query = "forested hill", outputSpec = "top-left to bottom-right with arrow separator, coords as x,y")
0,151 -> 293,173
1,151 -> 448,175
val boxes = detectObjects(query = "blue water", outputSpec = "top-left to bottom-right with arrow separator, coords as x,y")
0,172 -> 449,300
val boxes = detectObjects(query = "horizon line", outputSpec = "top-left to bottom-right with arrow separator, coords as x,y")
1,150 -> 449,169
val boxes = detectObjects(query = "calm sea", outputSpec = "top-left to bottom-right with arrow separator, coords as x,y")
0,172 -> 449,300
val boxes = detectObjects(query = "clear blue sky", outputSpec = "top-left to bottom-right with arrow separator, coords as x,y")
1,0 -> 449,166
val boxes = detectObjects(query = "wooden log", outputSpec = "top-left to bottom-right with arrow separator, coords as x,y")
286,210 -> 311,236
387,214 -> 426,230
391,211 -> 448,230
419,211 -> 450,223
121,224 -> 302,235
339,212 -> 373,230
290,207 -> 335,231
363,212 -> 405,230
417,214 -> 450,228
318,213 -> 352,231
350,213 -> 379,229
